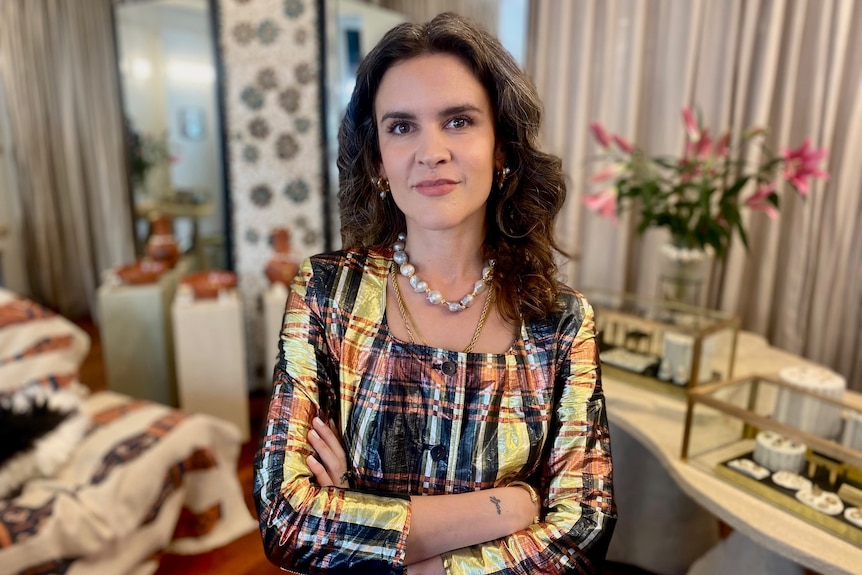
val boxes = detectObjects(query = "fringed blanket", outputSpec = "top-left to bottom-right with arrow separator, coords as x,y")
0,289 -> 256,575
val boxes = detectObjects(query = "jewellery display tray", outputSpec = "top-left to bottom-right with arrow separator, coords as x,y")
584,289 -> 740,398
684,375 -> 862,548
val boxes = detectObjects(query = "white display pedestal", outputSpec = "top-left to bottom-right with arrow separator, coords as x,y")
262,282 -> 289,390
96,257 -> 193,407
172,288 -> 250,441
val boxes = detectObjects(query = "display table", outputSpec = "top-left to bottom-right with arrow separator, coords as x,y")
603,331 -> 862,575
171,289 -> 250,441
96,257 -> 193,406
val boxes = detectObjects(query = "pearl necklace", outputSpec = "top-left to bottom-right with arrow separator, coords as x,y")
392,233 -> 494,312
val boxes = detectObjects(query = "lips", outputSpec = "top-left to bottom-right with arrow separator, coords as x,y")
413,178 -> 459,197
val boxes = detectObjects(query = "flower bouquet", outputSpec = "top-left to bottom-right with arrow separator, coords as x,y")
583,108 -> 829,259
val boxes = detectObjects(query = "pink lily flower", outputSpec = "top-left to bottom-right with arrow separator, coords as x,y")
589,165 -> 621,184
613,135 -> 635,154
782,138 -> 829,196
745,183 -> 778,220
590,122 -> 612,148
695,129 -> 712,158
746,182 -> 774,203
582,189 -> 618,221
682,107 -> 700,141
714,132 -> 730,158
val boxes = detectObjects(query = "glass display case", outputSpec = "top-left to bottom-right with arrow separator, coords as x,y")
683,375 -> 862,547
584,289 -> 740,398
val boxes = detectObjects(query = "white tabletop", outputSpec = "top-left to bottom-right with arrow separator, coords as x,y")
603,332 -> 862,575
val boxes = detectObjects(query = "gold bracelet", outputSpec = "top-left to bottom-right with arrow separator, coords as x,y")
508,480 -> 541,523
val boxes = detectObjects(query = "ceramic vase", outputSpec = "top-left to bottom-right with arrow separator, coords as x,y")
179,270 -> 237,300
265,227 -> 299,286
145,213 -> 180,268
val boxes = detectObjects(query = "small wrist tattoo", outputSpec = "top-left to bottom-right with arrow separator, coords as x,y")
489,495 -> 502,515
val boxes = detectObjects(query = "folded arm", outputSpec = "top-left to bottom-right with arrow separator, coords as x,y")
439,299 -> 616,575
308,415 -> 541,570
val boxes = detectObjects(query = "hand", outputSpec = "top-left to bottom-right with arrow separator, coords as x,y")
406,555 -> 445,575
306,416 -> 350,487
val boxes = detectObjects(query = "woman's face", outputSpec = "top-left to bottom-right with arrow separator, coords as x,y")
374,53 -> 501,236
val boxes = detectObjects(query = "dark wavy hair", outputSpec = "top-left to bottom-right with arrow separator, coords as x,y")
337,12 -> 567,322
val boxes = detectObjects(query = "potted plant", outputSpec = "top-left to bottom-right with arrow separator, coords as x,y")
127,126 -> 172,199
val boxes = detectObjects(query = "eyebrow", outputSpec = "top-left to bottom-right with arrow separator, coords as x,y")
379,104 -> 483,123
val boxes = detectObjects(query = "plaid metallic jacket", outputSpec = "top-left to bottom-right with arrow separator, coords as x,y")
254,249 -> 615,574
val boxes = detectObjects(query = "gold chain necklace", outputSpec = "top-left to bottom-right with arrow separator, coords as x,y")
390,263 -> 492,353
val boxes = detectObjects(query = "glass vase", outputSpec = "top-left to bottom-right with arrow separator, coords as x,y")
658,242 -> 711,307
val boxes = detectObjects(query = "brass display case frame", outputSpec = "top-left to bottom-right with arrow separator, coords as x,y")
683,374 -> 862,547
584,289 -> 740,399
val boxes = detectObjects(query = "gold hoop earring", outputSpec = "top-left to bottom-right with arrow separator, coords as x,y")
375,176 -> 390,199
495,166 -> 511,190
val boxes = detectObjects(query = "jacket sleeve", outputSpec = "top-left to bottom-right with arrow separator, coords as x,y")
253,257 -> 412,575
441,298 -> 616,575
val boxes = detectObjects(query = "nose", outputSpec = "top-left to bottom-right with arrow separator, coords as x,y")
416,128 -> 450,167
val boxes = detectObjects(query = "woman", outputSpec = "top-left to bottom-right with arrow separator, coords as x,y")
254,12 -> 615,575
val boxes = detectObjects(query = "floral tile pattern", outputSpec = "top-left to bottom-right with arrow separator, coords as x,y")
257,19 -> 280,44
257,67 -> 278,90
249,117 -> 270,139
275,133 -> 299,160
283,179 -> 309,203
242,144 -> 260,163
220,0 -> 324,385
240,85 -> 264,110
284,0 -> 304,19
278,88 -> 301,114
250,184 -> 273,207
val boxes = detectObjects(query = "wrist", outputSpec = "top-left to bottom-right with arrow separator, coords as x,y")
508,481 -> 541,524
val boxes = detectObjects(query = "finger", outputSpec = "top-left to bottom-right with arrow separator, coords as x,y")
313,417 -> 347,460
311,418 -> 348,471
306,454 -> 334,487
307,428 -> 346,482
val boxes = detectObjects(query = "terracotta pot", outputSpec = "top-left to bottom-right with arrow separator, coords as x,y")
180,270 -> 238,300
265,227 -> 299,286
115,259 -> 168,285
145,213 -> 180,268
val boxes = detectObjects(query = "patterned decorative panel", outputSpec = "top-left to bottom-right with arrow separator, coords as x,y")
219,0 -> 324,385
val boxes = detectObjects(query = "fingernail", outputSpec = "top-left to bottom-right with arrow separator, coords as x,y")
310,429 -> 320,439
313,416 -> 324,427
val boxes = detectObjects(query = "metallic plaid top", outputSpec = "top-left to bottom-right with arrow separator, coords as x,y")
254,249 -> 615,575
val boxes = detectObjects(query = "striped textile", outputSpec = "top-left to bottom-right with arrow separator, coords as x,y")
0,288 -> 257,574
255,248 -> 616,574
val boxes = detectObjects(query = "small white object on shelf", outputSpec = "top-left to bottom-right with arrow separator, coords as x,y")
771,470 -> 812,492
841,411 -> 862,452
727,458 -> 770,480
795,487 -> 844,516
844,507 -> 862,529
753,430 -> 807,473
774,365 -> 846,439
599,347 -> 659,375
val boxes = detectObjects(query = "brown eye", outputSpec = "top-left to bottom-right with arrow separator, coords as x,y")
446,116 -> 472,129
388,122 -> 413,135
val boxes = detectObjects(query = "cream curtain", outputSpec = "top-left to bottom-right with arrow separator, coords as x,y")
0,0 -> 133,317
528,0 -> 862,391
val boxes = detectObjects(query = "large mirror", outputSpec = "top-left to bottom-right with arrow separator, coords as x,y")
113,0 -> 231,270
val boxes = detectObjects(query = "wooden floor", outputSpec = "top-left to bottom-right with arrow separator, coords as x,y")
76,319 -> 654,575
